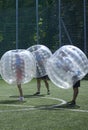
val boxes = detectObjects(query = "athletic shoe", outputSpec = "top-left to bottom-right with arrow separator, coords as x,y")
67,100 -> 76,106
33,92 -> 40,95
19,96 -> 24,101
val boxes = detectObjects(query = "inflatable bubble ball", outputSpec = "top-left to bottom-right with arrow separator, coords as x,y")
0,49 -> 36,85
46,45 -> 88,89
27,44 -> 52,78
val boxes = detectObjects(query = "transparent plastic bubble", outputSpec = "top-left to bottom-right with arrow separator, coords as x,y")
27,45 -> 52,78
0,49 -> 36,85
46,45 -> 88,89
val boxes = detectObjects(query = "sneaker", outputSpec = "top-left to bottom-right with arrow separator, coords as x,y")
67,100 -> 76,106
19,96 -> 24,101
33,92 -> 40,95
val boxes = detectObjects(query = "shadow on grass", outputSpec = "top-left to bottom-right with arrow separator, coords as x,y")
34,103 -> 80,110
9,94 -> 46,98
52,103 -> 80,109
0,100 -> 26,104
0,94 -> 80,110
0,99 -> 80,111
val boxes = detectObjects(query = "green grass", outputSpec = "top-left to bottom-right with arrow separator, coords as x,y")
0,79 -> 88,130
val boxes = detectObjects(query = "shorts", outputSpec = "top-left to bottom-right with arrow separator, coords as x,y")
37,75 -> 48,80
73,80 -> 80,88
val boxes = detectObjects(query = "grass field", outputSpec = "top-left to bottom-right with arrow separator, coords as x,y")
0,78 -> 88,130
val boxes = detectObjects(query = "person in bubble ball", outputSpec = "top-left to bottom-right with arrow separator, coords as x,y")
59,51 -> 80,106
33,63 -> 50,95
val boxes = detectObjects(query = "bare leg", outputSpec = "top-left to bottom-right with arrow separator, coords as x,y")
17,84 -> 24,101
72,87 -> 79,102
44,79 -> 50,94
33,79 -> 41,95
68,87 -> 79,105
37,79 -> 41,92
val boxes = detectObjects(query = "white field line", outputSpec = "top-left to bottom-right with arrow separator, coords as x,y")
0,104 -> 34,107
0,108 -> 88,113
0,97 -> 88,113
0,97 -> 66,108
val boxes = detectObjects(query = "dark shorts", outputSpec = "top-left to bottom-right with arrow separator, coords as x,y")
37,75 -> 48,80
73,80 -> 80,88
